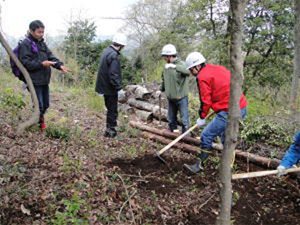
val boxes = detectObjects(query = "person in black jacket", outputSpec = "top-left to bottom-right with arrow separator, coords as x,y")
19,20 -> 69,130
95,33 -> 127,138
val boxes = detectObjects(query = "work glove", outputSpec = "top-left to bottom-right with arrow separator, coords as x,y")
277,165 -> 287,176
196,118 -> 206,128
156,90 -> 162,97
118,89 -> 126,99
165,63 -> 176,69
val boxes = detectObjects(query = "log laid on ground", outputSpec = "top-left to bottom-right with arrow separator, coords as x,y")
141,131 -> 198,154
129,121 -> 199,146
232,167 -> 300,180
130,121 -> 281,169
127,98 -> 168,121
135,110 -> 153,123
126,85 -> 151,100
234,150 -> 280,169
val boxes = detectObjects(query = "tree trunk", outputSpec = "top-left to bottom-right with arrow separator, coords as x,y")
0,32 -> 40,134
217,1 -> 247,225
290,0 -> 300,114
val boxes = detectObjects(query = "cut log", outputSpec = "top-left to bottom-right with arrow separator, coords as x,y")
129,121 -> 199,146
141,131 -> 199,154
119,104 -> 135,114
126,85 -> 151,100
234,150 -> 280,169
130,121 -> 281,169
127,98 -> 168,121
135,110 -> 153,123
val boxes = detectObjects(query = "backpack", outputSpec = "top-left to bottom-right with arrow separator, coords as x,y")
10,37 -> 38,82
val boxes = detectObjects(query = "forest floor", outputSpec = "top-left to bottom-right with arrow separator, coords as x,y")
1,80 -> 300,225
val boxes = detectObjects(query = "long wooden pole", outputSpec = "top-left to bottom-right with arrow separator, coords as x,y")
232,167 -> 300,180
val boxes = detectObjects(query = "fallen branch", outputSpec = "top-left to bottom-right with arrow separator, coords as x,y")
232,167 -> 300,180
116,173 -> 137,225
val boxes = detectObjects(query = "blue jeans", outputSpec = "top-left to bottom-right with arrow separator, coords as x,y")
167,96 -> 190,133
34,85 -> 49,117
200,107 -> 247,150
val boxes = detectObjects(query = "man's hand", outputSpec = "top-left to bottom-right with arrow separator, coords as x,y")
42,60 -> 56,67
277,165 -> 287,176
60,65 -> 69,73
196,118 -> 206,128
165,63 -> 176,69
118,89 -> 126,99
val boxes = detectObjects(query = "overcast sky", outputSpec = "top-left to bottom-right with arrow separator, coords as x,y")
1,0 -> 137,39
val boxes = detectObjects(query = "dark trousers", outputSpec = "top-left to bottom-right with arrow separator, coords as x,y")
104,94 -> 118,128
34,85 -> 49,117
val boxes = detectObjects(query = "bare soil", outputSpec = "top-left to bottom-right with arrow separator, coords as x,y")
1,88 -> 300,225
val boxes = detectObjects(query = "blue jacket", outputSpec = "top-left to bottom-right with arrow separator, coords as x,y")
280,131 -> 300,168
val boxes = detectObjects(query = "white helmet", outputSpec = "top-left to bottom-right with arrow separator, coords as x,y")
161,44 -> 177,56
112,33 -> 127,46
185,52 -> 206,69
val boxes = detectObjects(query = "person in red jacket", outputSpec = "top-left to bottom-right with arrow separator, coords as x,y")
183,52 -> 247,173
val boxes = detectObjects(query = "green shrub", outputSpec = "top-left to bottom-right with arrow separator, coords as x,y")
46,124 -> 71,142
51,193 -> 88,225
0,88 -> 26,111
241,116 -> 294,147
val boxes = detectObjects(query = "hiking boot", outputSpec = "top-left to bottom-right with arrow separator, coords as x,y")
183,159 -> 204,174
104,127 -> 117,138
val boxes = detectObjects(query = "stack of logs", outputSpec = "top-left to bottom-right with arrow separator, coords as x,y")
119,84 -> 168,123
119,84 -> 280,169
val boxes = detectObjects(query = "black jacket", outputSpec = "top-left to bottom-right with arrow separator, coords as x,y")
19,34 -> 63,86
95,46 -> 122,95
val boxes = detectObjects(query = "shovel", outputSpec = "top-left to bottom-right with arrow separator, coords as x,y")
154,111 -> 215,163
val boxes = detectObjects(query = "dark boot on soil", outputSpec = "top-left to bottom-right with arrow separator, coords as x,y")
104,127 -> 117,138
183,159 -> 204,174
39,116 -> 46,131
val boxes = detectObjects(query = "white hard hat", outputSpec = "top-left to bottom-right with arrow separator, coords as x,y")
185,52 -> 206,69
161,44 -> 177,56
112,33 -> 127,46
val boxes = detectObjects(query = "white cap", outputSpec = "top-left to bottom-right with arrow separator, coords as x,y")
161,44 -> 177,56
185,52 -> 206,69
112,33 -> 127,46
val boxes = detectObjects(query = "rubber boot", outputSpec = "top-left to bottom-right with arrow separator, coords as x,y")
183,151 -> 209,174
183,159 -> 204,173
104,127 -> 117,138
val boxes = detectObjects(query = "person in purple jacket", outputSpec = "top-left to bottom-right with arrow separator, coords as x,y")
277,131 -> 300,176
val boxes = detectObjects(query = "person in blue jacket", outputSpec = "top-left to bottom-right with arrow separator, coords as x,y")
277,131 -> 300,175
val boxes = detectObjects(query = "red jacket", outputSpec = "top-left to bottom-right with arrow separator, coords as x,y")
197,64 -> 247,119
